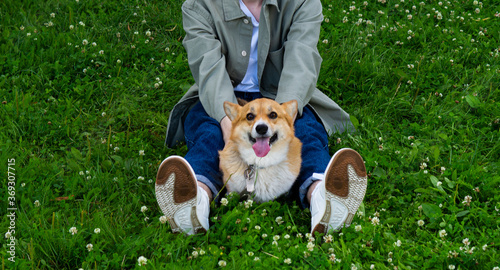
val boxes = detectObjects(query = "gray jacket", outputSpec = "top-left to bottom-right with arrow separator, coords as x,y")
165,0 -> 353,147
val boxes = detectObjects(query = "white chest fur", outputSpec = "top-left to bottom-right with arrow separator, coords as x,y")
226,160 -> 297,203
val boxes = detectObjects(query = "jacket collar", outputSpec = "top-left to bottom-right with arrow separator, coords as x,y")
223,0 -> 280,21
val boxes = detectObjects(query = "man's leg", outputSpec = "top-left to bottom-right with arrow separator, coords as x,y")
291,107 -> 367,234
155,102 -> 224,235
309,148 -> 367,235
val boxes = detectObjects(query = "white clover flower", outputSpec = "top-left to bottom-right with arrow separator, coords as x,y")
82,39 -> 89,46
394,239 -> 402,247
284,258 -> 292,264
273,235 -> 280,241
20,25 -> 25,31
371,216 -> 380,226
138,176 -> 145,181
417,220 -> 425,226
244,199 -> 253,208
159,216 -> 167,224
254,225 -> 261,230
254,257 -> 260,261
355,225 -> 362,232
463,195 -> 472,206
34,200 -> 41,207
79,21 -> 85,26
218,260 -> 227,267
99,50 -> 104,55
306,242 -> 315,251
275,216 -> 284,224
248,251 -> 254,256
284,234 -> 290,239
139,150 -> 145,156
114,147 -> 120,152
462,238 -> 471,246
221,198 -> 228,206
448,265 -> 455,270
94,228 -> 101,234
91,42 -> 97,47
137,256 -> 147,266
482,244 -> 487,250
199,249 -> 205,255
141,206 -> 148,213
69,25 -> 74,30
192,250 -> 198,258
329,253 -> 336,262
439,229 -> 447,238
323,234 -> 333,243
262,233 -> 268,238
437,181 -> 442,187
69,227 -> 78,235
86,243 -> 93,251
5,231 -> 12,239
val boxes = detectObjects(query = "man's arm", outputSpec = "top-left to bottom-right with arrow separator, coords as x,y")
274,0 -> 323,115
182,0 -> 238,123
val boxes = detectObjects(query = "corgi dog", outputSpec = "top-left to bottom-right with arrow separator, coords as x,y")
219,98 -> 302,203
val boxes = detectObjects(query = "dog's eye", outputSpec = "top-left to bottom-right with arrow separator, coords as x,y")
246,113 -> 255,121
269,112 -> 277,119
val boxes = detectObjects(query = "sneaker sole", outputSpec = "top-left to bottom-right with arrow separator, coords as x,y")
155,156 -> 206,235
312,148 -> 367,234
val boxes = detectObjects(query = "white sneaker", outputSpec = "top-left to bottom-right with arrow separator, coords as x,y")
155,156 -> 210,235
310,148 -> 367,235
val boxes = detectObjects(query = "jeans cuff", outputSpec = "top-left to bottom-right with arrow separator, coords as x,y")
298,173 -> 325,209
195,174 -> 220,202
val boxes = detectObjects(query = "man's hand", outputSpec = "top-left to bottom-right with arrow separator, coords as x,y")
220,116 -> 232,144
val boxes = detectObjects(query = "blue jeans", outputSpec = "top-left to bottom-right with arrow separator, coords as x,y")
184,92 -> 331,208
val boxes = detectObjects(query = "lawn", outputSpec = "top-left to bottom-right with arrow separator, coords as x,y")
1,0 -> 499,269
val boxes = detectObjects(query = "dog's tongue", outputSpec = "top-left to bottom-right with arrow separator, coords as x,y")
252,137 -> 271,157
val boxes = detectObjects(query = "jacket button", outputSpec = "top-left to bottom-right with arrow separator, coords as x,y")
241,50 -> 247,57
243,19 -> 249,24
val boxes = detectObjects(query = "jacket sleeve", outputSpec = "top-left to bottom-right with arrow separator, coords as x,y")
274,0 -> 323,115
182,0 -> 238,122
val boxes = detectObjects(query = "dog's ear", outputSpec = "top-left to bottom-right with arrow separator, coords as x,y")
282,100 -> 298,120
237,98 -> 248,106
223,101 -> 240,121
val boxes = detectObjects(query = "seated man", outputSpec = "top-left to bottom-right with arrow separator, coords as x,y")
155,0 -> 367,235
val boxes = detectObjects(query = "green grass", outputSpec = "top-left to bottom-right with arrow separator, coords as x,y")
1,0 -> 499,269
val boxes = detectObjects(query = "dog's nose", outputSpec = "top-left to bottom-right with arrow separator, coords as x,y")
255,124 -> 268,135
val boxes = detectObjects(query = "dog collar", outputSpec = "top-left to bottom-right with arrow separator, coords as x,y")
244,165 -> 256,192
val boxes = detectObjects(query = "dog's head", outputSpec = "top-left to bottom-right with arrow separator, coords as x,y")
223,98 -> 298,158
